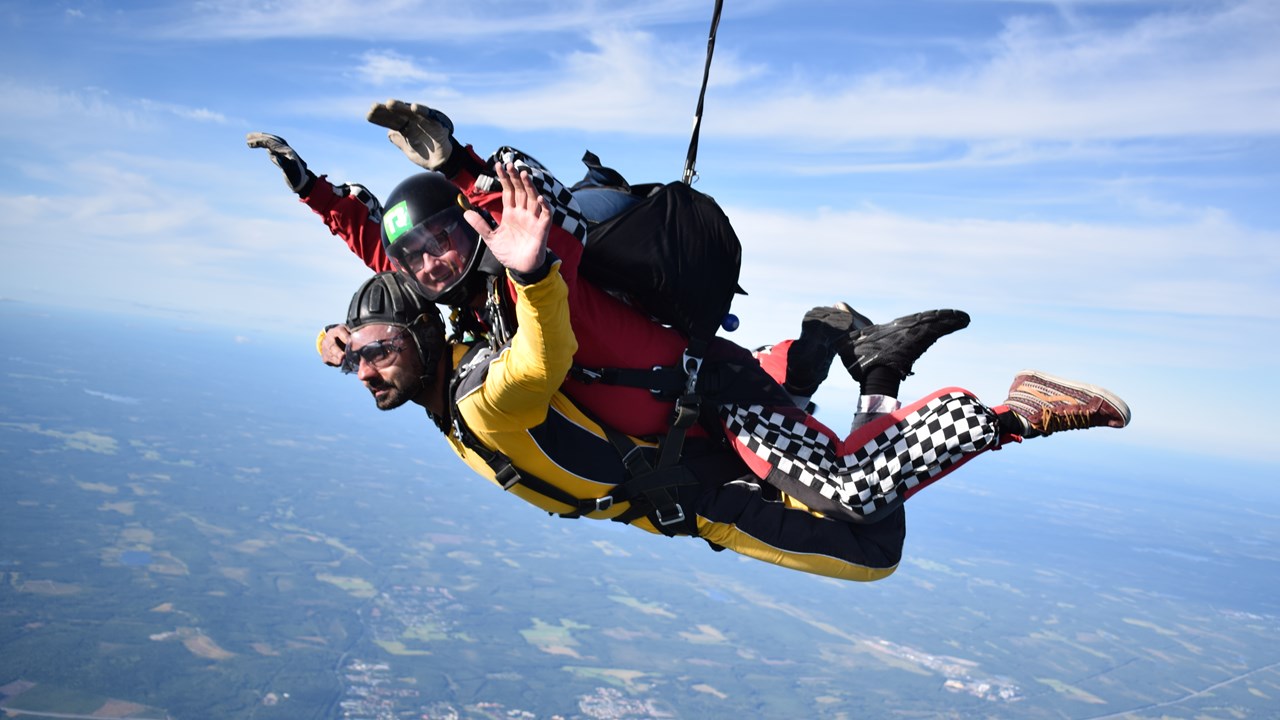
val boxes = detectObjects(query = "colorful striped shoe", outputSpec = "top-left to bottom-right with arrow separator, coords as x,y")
1004,370 -> 1132,437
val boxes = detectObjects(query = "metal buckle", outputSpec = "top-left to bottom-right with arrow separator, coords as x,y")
681,352 -> 703,392
656,504 -> 686,527
593,496 -> 614,512
494,464 -> 520,491
648,365 -> 668,397
620,445 -> 650,475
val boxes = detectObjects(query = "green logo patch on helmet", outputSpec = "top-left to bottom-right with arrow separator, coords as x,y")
384,201 -> 413,244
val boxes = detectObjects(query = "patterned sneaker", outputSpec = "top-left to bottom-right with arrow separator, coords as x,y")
840,309 -> 970,382
1003,370 -> 1131,438
784,302 -> 873,396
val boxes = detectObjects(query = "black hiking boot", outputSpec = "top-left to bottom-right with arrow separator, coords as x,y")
784,302 -> 873,397
840,309 -> 970,382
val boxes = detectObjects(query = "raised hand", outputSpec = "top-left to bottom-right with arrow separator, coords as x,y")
366,99 -> 456,171
246,132 -> 314,193
464,163 -> 549,275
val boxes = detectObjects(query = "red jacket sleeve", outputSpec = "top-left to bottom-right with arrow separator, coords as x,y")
300,175 -> 393,273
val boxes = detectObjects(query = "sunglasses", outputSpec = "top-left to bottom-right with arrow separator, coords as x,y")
340,333 -> 409,374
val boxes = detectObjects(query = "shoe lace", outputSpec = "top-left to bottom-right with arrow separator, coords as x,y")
1038,407 -> 1094,434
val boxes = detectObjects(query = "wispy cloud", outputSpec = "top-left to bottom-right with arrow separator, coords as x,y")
712,0 -> 1280,143
158,0 -> 765,40
268,0 -> 1280,170
335,28 -> 763,137
139,99 -> 230,124
355,50 -> 447,87
0,80 -> 230,147
0,81 -> 155,138
729,201 -> 1279,322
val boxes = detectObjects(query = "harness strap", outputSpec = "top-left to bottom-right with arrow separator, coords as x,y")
449,343 -> 696,530
448,344 -> 605,519
569,363 -> 688,398
481,445 -> 613,519
449,333 -> 714,537
597,424 -> 700,534
603,338 -> 709,535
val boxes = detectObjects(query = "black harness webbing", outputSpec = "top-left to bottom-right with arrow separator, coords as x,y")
447,343 -> 702,536
611,336 -> 710,532
569,363 -> 688,398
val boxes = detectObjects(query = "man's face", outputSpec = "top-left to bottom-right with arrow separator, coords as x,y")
385,204 -> 478,300
408,247 -> 468,297
346,323 -> 424,411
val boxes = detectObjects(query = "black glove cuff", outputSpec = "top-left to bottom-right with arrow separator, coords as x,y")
509,251 -> 559,286
438,138 -> 486,180
297,171 -> 318,198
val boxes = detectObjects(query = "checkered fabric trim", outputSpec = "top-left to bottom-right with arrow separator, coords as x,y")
485,147 -> 590,246
722,391 -> 999,519
334,182 -> 383,225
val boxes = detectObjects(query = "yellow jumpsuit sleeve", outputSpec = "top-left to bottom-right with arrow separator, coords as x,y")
461,261 -> 577,434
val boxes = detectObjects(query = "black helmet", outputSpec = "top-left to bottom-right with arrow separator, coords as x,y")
346,272 -> 447,380
381,171 -> 488,306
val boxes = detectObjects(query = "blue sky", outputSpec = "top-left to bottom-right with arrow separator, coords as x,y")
1,0 -> 1277,461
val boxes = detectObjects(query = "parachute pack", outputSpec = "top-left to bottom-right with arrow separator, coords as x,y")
574,152 -> 745,349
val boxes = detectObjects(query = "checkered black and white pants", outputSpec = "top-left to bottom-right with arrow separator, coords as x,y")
721,388 -> 1001,524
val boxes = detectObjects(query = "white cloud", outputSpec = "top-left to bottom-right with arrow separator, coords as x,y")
0,80 -> 232,148
263,0 -> 1280,170
159,0 -> 766,40
138,99 -> 230,124
0,81 -> 153,138
0,146 -> 372,335
728,201 -> 1279,322
110,0 -> 1280,165
356,28 -> 764,136
355,50 -> 446,87
712,0 -> 1280,143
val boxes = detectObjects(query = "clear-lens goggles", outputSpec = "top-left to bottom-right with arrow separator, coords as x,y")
386,205 -> 476,275
341,333 -> 409,374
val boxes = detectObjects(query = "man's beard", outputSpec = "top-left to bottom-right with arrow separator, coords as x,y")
368,378 -> 414,411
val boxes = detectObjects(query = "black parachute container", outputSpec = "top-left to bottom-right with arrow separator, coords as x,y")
578,180 -> 743,345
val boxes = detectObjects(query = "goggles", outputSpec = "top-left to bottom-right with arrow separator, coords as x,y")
385,205 -> 477,275
340,332 -> 410,374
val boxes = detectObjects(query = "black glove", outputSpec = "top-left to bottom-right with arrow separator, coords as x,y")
246,132 -> 317,195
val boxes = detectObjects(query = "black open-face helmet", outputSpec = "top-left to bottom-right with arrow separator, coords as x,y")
346,272 -> 448,382
381,171 -> 488,306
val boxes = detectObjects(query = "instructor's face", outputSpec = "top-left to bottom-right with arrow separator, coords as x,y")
348,324 -> 423,411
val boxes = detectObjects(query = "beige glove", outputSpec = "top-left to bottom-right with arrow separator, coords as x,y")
367,99 -> 456,171
246,132 -> 315,194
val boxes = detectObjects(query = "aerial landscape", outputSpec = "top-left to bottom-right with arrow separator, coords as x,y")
3,304 -> 1278,718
